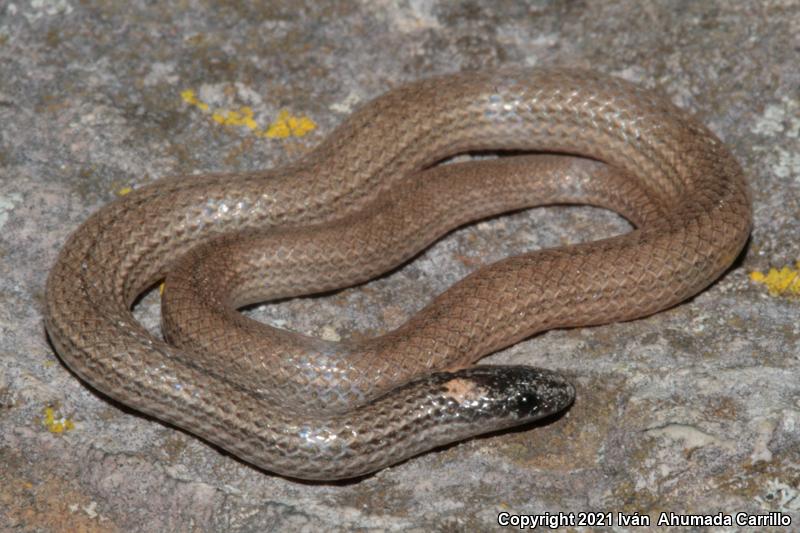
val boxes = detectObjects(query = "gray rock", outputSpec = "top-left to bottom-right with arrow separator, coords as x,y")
1,1 -> 798,531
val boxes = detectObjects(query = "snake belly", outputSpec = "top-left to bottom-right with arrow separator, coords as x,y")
44,69 -> 751,480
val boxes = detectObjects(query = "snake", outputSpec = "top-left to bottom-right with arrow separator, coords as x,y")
44,68 -> 751,480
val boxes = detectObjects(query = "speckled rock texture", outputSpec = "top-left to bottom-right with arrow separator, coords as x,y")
1,1 -> 798,531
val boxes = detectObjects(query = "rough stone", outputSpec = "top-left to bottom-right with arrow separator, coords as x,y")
1,1 -> 798,531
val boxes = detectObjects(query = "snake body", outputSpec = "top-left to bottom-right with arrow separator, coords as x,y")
44,69 -> 751,480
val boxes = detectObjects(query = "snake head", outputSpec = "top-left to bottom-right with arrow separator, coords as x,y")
432,365 -> 575,426
284,365 -> 575,480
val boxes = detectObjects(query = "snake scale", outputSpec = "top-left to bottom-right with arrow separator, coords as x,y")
44,69 -> 751,480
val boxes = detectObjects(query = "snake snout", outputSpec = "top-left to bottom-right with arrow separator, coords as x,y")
464,366 -> 575,422
432,365 -> 574,430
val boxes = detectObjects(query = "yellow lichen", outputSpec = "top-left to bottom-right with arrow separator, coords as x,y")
750,261 -> 800,297
180,89 -> 209,111
181,89 -> 315,139
210,106 -> 259,130
117,186 -> 133,196
42,406 -> 75,434
262,109 -> 317,139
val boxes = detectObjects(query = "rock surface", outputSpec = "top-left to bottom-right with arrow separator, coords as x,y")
1,1 -> 798,531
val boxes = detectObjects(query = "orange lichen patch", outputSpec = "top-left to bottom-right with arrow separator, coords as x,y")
181,89 -> 315,139
262,109 -> 316,139
443,378 -> 484,403
0,454 -> 114,533
750,261 -> 800,297
42,406 -> 75,434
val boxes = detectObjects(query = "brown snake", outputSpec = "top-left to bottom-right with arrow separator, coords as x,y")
44,69 -> 751,480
